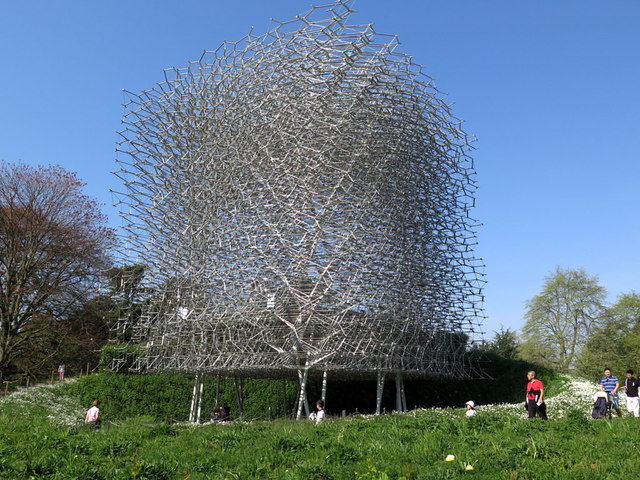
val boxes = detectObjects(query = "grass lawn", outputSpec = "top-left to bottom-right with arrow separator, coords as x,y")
0,376 -> 637,479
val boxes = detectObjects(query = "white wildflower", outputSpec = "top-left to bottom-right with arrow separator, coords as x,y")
0,382 -> 85,427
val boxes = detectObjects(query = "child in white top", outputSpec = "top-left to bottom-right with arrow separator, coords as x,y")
85,399 -> 101,428
465,400 -> 477,417
315,399 -> 325,424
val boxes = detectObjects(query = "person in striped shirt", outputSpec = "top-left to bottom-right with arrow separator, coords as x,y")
600,368 -> 622,417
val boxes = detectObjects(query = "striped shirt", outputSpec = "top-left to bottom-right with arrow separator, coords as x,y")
600,375 -> 619,393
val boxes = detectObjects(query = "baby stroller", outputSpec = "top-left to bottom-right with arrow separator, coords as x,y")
592,390 -> 612,419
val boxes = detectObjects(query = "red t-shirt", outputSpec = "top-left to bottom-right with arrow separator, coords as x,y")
526,379 -> 544,401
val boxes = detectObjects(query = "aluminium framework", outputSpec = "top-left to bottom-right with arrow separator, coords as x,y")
112,0 -> 485,417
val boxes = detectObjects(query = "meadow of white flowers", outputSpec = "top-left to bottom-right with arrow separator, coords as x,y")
0,381 -> 86,427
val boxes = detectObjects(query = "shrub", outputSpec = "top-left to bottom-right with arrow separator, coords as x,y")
63,373 -> 299,422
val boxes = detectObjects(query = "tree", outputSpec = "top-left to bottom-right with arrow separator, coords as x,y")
0,163 -> 115,378
577,292 -> 640,379
106,264 -> 147,316
519,267 -> 606,371
13,294 -> 116,378
481,327 -> 520,359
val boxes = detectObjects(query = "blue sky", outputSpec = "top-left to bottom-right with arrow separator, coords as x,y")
1,1 -> 638,339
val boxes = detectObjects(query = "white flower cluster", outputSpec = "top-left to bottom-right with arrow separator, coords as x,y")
465,375 -> 598,419
403,407 -> 459,419
0,382 -> 85,427
390,375 -> 600,421
544,375 -> 597,418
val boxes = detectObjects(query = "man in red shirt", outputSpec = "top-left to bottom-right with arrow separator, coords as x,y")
526,371 -> 548,420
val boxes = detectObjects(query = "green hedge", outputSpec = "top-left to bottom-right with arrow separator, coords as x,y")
65,353 -> 560,422
302,353 -> 562,413
63,373 -> 299,422
407,352 -> 562,408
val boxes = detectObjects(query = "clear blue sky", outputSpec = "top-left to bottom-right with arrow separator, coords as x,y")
2,1 -> 638,339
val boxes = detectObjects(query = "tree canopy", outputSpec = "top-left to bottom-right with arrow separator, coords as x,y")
577,292 -> 640,379
0,163 -> 115,378
519,267 -> 606,371
480,327 -> 520,360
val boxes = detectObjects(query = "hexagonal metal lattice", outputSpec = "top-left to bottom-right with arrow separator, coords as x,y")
113,1 -> 485,385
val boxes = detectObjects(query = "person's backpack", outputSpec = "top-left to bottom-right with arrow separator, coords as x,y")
592,396 -> 608,418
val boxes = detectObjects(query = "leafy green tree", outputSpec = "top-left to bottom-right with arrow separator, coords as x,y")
481,327 -> 520,359
578,292 -> 640,379
519,267 -> 606,371
14,294 -> 116,379
105,264 -> 147,340
13,265 -> 148,379
107,264 -> 146,307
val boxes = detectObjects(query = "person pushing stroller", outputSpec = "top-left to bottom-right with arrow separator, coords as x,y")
600,368 -> 622,417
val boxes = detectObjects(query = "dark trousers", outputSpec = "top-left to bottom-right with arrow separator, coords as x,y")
527,399 -> 548,420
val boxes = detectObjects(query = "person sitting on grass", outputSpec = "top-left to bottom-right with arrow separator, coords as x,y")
210,407 -> 222,422
309,400 -> 326,424
84,399 -> 101,429
221,403 -> 231,421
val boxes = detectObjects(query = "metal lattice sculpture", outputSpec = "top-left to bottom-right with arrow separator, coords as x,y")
113,1 -> 484,407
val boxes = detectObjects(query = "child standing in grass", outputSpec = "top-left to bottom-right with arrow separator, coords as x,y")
465,400 -> 477,417
85,399 -> 101,429
313,400 -> 326,424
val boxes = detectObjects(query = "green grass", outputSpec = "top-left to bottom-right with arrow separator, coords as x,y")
0,377 -> 638,479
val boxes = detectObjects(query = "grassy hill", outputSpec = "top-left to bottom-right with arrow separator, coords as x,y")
1,372 -> 639,479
